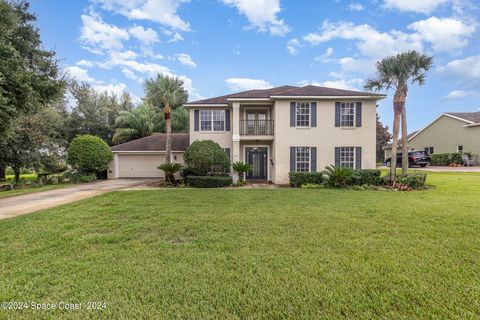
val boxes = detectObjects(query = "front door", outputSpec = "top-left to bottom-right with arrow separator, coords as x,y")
245,147 -> 268,180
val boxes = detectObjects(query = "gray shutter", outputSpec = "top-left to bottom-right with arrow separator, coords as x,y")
290,147 -> 296,172
194,110 -> 199,131
356,147 -> 362,169
335,102 -> 341,127
290,102 -> 296,127
311,102 -> 317,127
335,147 -> 340,166
311,147 -> 317,172
356,102 -> 362,127
225,109 -> 230,131
225,148 -> 231,160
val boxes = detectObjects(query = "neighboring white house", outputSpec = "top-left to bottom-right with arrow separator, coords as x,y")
384,112 -> 480,159
108,85 -> 386,184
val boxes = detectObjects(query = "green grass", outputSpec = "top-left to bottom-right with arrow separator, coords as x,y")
5,174 -> 38,182
1,172 -> 479,319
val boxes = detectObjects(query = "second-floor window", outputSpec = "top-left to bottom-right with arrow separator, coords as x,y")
200,110 -> 225,132
340,102 -> 355,127
296,102 -> 310,127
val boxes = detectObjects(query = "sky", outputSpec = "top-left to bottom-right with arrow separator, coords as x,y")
29,0 -> 480,131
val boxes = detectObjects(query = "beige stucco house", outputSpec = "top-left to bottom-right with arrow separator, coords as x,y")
384,112 -> 480,159
108,85 -> 385,184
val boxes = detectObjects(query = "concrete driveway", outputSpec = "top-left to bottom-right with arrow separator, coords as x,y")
0,179 -> 160,220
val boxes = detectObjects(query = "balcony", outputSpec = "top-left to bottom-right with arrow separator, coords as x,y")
240,120 -> 274,136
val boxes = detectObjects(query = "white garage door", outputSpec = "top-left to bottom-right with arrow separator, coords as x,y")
118,154 -> 166,178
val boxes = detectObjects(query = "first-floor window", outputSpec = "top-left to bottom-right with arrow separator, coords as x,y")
296,147 -> 310,172
200,110 -> 225,132
340,147 -> 355,168
457,145 -> 463,153
424,147 -> 434,154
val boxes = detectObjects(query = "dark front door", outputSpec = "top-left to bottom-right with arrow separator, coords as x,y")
245,147 -> 267,180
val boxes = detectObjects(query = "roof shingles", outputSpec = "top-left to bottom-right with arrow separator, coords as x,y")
111,133 -> 189,152
445,112 -> 480,124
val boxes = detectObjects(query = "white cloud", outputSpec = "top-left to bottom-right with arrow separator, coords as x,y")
176,53 -> 197,68
96,0 -> 191,32
444,90 -> 474,99
168,32 -> 184,42
222,0 -> 290,36
314,47 -> 334,63
128,25 -> 159,45
65,66 -> 95,82
383,0 -> 449,14
338,57 -> 376,74
439,55 -> 480,81
298,78 -> 364,91
225,78 -> 273,91
303,21 -> 423,59
286,38 -> 301,55
348,3 -> 364,11
80,14 -> 130,53
408,17 -> 475,52
76,59 -> 95,67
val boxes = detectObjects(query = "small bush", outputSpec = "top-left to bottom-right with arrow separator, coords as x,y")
323,165 -> 356,188
67,135 -> 113,174
185,175 -> 232,188
183,140 -> 230,176
396,172 -> 427,189
355,169 -> 383,185
73,173 -> 97,183
289,172 -> 324,187
300,183 -> 323,189
431,153 -> 464,166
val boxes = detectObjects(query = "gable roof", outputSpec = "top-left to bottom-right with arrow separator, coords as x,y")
185,85 -> 386,105
111,133 -> 189,152
384,131 -> 418,149
444,112 -> 480,124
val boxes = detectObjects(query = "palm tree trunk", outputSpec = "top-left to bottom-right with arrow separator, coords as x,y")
401,105 -> 409,174
164,104 -> 173,184
390,111 -> 400,183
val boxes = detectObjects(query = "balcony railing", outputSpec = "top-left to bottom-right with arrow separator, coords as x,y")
240,120 -> 274,135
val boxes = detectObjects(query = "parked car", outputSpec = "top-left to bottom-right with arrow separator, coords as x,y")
385,150 -> 432,167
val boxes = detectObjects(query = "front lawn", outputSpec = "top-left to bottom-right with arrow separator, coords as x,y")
0,172 -> 479,318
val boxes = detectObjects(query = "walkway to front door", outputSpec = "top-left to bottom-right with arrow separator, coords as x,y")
245,147 -> 268,180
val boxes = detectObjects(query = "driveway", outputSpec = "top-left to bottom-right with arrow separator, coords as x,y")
378,165 -> 480,172
0,179 -> 160,220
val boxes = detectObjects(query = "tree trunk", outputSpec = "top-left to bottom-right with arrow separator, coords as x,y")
13,166 -> 21,183
164,104 -> 173,184
401,105 -> 409,174
0,166 -> 5,181
390,111 -> 401,183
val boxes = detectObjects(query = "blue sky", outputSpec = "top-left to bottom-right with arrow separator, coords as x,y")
30,0 -> 480,131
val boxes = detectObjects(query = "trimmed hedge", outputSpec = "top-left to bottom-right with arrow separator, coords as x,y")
396,172 -> 427,189
185,175 -> 232,188
355,169 -> 382,185
183,140 -> 230,176
289,172 -> 324,187
430,153 -> 463,166
67,135 -> 113,174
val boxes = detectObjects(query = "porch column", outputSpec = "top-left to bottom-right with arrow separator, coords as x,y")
232,102 -> 240,182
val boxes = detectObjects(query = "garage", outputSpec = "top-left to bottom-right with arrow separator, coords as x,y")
108,133 -> 189,179
117,154 -> 166,178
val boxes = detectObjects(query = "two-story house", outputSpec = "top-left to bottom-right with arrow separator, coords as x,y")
185,85 -> 385,184
107,85 -> 385,183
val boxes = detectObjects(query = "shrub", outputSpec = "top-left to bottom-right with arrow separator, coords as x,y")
289,172 -> 324,187
322,165 -> 356,188
300,183 -> 323,189
183,140 -> 230,176
232,162 -> 252,183
158,163 -> 183,184
355,169 -> 383,185
185,175 -> 232,188
67,135 -> 113,174
72,173 -> 97,183
431,153 -> 464,166
396,172 -> 427,189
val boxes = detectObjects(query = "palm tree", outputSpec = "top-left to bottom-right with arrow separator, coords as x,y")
145,75 -> 188,166
232,161 -> 252,184
112,103 -> 163,144
365,51 -> 432,182
112,104 -> 189,144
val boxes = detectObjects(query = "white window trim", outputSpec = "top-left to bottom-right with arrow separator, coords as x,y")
199,109 -> 226,132
296,146 -> 311,172
339,146 -> 356,169
296,102 -> 310,127
457,145 -> 463,153
340,102 -> 356,128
